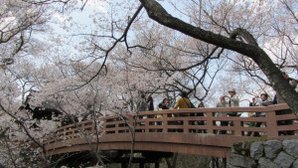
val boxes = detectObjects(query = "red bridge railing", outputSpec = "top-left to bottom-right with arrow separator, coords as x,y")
44,103 -> 298,157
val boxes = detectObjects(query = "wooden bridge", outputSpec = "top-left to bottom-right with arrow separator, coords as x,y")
44,103 -> 298,165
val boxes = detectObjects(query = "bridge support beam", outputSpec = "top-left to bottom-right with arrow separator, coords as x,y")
223,158 -> 227,168
140,161 -> 160,168
155,160 -> 160,168
121,162 -> 127,168
120,158 -> 160,168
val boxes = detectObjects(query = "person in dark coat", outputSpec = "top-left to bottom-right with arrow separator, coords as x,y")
158,98 -> 170,110
147,95 -> 154,111
137,94 -> 148,112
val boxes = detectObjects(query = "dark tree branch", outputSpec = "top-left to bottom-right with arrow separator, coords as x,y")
0,103 -> 46,155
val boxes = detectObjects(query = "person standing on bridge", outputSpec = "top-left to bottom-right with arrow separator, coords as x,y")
174,91 -> 195,109
247,93 -> 273,136
216,96 -> 229,134
249,97 -> 257,107
147,95 -> 154,111
137,94 -> 148,112
158,98 -> 170,110
155,97 -> 171,126
193,101 -> 206,129
224,89 -> 239,116
197,101 -> 205,108
256,93 -> 273,107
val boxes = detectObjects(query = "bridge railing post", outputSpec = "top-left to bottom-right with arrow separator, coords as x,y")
206,112 -> 214,134
266,111 -> 278,137
183,114 -> 188,133
62,127 -> 66,140
233,117 -> 242,136
102,118 -> 108,134
144,115 -> 149,133
162,112 -> 168,133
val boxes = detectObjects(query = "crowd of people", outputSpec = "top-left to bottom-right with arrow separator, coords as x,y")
136,91 -> 199,113
134,72 -> 297,136
136,72 -> 297,111
137,88 -> 267,113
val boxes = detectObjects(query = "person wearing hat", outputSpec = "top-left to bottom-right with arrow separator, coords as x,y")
224,89 -> 239,116
226,89 -> 239,107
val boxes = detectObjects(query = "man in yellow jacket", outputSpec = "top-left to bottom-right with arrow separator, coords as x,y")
174,91 -> 194,109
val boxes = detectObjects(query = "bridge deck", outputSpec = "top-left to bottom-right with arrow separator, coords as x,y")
44,104 -> 298,158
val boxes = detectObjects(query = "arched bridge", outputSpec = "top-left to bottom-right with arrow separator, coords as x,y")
44,104 -> 298,159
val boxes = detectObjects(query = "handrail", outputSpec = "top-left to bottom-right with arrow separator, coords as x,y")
103,104 -> 296,136
43,103 -> 298,156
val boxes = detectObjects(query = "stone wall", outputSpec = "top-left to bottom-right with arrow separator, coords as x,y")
228,139 -> 298,168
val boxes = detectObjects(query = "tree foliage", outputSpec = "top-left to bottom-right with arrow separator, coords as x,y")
0,0 -> 298,167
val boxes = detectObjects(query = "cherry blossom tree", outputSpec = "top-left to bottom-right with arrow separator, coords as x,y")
135,0 -> 298,114
0,1 -> 57,166
53,0 -> 295,112
0,0 -> 46,67
2,0 -> 298,166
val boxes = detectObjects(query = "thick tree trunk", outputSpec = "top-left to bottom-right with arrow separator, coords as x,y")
139,0 -> 298,115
